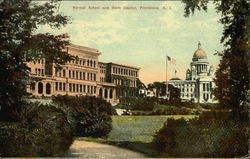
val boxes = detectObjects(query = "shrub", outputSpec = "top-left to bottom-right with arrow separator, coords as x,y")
0,102 -> 73,157
52,95 -> 115,137
119,97 -> 155,111
153,111 -> 249,157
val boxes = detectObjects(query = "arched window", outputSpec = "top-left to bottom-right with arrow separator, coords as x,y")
99,88 -> 102,97
104,89 -> 108,98
38,82 -> 43,94
93,61 -> 96,67
46,83 -> 51,94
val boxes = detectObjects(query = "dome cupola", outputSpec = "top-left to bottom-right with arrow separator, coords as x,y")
193,42 -> 207,59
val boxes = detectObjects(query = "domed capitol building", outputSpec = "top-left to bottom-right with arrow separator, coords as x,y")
168,42 -> 217,103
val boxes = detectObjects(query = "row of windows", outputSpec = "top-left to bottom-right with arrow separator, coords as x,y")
116,89 -> 137,97
69,58 -> 97,68
55,82 -> 66,91
181,93 -> 213,100
112,67 -> 138,77
203,83 -> 212,92
182,93 -> 194,98
69,83 -> 96,94
113,79 -> 137,87
181,88 -> 193,92
100,66 -> 106,74
203,93 -> 213,100
55,68 -> 96,81
35,68 -> 44,76
175,83 -> 194,87
33,59 -> 45,65
100,77 -> 106,82
99,88 -> 113,99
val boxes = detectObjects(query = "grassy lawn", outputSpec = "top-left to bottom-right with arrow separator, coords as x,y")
109,115 -> 195,143
78,115 -> 195,157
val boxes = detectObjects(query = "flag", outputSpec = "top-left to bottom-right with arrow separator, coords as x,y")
167,56 -> 176,65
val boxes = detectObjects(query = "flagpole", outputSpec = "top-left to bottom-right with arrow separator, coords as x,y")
166,54 -> 168,100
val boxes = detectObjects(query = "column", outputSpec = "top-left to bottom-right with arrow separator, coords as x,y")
42,82 -> 46,96
107,88 -> 110,99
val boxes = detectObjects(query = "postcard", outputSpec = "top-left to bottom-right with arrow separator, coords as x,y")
0,0 -> 248,158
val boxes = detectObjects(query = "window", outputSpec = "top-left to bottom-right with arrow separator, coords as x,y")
83,72 -> 86,80
59,82 -> 62,91
83,85 -> 86,92
72,71 -> 75,78
76,71 -> 78,79
63,83 -> 65,91
63,70 -> 66,77
69,70 -> 71,78
55,82 -> 58,91
80,85 -> 82,92
69,83 -> 72,92
80,72 -> 82,80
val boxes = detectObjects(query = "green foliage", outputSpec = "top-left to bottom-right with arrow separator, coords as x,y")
152,104 -> 201,115
0,102 -> 73,157
147,82 -> 181,103
181,0 -> 249,110
52,95 -> 115,137
0,0 -> 72,120
168,85 -> 181,104
119,97 -> 155,111
153,111 -> 249,157
108,115 -> 194,143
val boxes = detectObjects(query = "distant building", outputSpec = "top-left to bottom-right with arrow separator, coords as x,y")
99,62 -> 140,98
26,44 -> 140,104
168,42 -> 217,103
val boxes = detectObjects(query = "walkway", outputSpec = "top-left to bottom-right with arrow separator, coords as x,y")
66,140 -> 146,158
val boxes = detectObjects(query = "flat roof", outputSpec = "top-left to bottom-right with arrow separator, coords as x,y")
107,62 -> 141,70
68,44 -> 101,55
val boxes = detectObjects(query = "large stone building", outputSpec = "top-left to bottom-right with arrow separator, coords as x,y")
26,44 -> 140,104
168,42 -> 217,103
99,62 -> 140,98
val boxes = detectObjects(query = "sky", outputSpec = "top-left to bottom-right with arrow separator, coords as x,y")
37,1 -> 224,85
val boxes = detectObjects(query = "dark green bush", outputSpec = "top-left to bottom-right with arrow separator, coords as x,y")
119,97 -> 155,111
153,111 -> 249,157
52,95 -> 115,137
0,102 -> 73,157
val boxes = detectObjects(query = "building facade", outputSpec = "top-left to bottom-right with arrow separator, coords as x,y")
99,62 -> 140,98
26,44 -> 140,104
168,42 -> 217,103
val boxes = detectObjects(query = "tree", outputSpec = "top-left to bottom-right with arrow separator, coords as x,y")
0,0 -> 72,121
147,82 -> 181,102
168,85 -> 181,104
182,0 -> 249,110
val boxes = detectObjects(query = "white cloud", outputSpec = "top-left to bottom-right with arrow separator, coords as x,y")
158,2 -> 181,32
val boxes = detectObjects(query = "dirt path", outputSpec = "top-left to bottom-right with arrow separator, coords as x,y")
66,140 -> 146,158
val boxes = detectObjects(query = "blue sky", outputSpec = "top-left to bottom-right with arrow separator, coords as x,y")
37,1 -> 224,85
